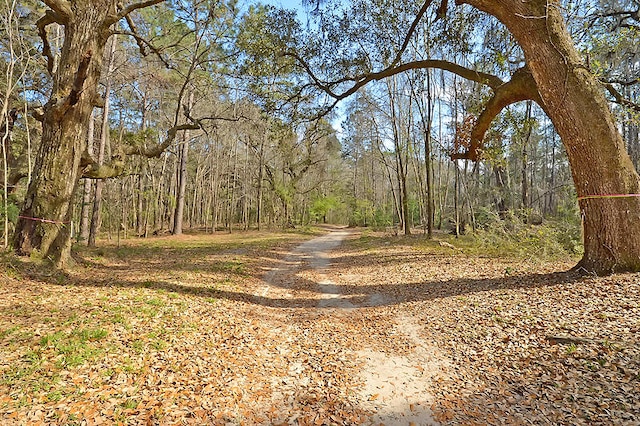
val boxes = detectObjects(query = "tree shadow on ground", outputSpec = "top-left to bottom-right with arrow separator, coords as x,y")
6,228 -> 587,310
72,239 -> 307,277
18,254 -> 584,309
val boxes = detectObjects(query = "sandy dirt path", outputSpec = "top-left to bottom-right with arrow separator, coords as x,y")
260,228 -> 444,425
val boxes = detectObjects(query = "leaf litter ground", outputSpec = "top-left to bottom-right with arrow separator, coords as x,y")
0,228 -> 638,425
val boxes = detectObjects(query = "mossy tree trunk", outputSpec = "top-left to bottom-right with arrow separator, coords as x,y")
14,4 -> 109,264
13,1 -> 164,266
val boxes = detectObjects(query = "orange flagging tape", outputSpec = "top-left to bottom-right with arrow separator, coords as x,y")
18,215 -> 68,225
577,193 -> 640,201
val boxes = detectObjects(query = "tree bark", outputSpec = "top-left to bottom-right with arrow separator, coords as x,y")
521,101 -> 532,210
173,91 -> 194,235
173,132 -> 189,235
13,3 -> 113,264
462,0 -> 640,273
424,70 -> 434,238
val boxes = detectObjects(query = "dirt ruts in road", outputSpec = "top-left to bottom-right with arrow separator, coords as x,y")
261,229 -> 445,425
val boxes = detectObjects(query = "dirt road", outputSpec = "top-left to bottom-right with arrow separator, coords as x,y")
259,228 -> 445,425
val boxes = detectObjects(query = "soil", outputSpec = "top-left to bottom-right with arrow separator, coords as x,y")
262,228 -> 444,425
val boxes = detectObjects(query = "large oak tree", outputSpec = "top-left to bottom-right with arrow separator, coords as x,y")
461,0 -> 640,274
12,0 -> 197,265
283,0 -> 640,274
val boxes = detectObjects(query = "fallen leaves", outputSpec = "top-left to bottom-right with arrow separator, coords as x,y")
0,229 -> 638,425
329,233 -> 639,425
0,232 -> 372,425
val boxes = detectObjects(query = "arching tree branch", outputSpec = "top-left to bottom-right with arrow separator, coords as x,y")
36,10 -> 62,75
81,122 -> 200,179
80,154 -> 126,179
105,0 -> 166,27
82,112 -> 246,179
290,55 -> 505,106
452,66 -> 544,161
42,0 -> 71,21
292,56 -> 506,121
122,123 -> 200,158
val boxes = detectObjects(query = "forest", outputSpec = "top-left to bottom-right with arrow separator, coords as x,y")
0,0 -> 637,270
0,0 -> 639,424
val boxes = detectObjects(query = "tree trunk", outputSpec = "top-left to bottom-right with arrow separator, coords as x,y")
13,4 -> 112,265
88,34 -> 117,247
400,161 -> 410,235
494,164 -> 507,218
173,91 -> 193,235
465,0 -> 640,273
136,97 -> 148,237
78,111 -> 95,243
256,144 -> 264,230
173,135 -> 188,235
424,70 -> 434,238
521,101 -> 531,210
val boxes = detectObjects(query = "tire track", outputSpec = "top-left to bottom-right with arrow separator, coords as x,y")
260,229 -> 444,425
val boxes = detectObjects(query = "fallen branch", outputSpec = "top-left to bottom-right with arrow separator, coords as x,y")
544,335 -> 637,348
545,335 -> 597,345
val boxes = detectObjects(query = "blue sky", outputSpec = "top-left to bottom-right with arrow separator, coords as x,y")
260,0 -> 305,9
254,0 -> 312,23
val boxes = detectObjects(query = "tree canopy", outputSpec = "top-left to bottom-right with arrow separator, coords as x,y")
1,0 -> 639,272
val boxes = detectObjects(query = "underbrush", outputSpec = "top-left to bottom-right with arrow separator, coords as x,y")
354,210 -> 583,262
456,214 -> 583,261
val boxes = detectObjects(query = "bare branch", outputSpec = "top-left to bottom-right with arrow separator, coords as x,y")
390,0 -> 435,68
123,13 -> 148,56
602,77 -> 640,87
604,83 -> 640,113
282,51 -> 339,97
112,30 -> 172,68
122,123 -> 200,157
293,58 -> 505,120
619,22 -> 640,30
36,11 -> 60,75
42,0 -> 71,21
105,0 -> 166,27
599,9 -> 639,19
185,113 -> 249,125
